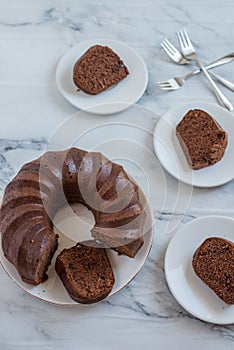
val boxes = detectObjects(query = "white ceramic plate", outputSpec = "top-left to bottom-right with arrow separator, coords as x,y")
0,189 -> 153,306
0,106 -> 167,306
165,215 -> 234,324
56,39 -> 148,115
153,102 -> 234,187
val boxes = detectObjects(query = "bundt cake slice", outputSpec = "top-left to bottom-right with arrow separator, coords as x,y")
193,237 -> 234,304
176,109 -> 228,170
55,242 -> 115,304
73,45 -> 129,95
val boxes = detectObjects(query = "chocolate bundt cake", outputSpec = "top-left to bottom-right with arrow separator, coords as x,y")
73,45 -> 129,95
0,148 -> 145,285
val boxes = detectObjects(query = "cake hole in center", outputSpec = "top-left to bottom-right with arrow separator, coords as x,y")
53,202 -> 95,246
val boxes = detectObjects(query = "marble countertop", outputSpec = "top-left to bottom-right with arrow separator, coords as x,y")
1,1 -> 234,349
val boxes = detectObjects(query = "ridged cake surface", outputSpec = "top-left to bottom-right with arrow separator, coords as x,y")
0,148 -> 145,285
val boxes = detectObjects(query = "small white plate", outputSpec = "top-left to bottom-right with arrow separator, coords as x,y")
0,187 -> 153,306
165,215 -> 234,324
153,102 -> 234,187
56,39 -> 148,115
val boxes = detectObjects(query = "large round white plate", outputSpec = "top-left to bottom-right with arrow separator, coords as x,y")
56,39 -> 148,115
165,215 -> 234,324
153,102 -> 234,187
0,105 -> 166,306
0,189 -> 153,306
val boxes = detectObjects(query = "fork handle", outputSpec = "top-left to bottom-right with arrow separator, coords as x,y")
192,53 -> 234,74
205,53 -> 234,70
189,52 -> 234,91
192,68 -> 234,92
195,59 -> 233,111
192,52 -> 234,75
208,70 -> 234,91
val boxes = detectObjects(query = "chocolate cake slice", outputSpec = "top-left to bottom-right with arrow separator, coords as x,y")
176,109 -> 228,170
192,237 -> 234,304
73,45 -> 129,95
55,242 -> 115,304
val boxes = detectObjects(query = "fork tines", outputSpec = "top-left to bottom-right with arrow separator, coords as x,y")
161,39 -> 177,56
177,29 -> 192,48
157,80 -> 180,90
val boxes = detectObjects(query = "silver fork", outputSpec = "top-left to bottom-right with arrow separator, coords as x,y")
177,29 -> 233,111
158,75 -> 197,90
161,39 -> 234,91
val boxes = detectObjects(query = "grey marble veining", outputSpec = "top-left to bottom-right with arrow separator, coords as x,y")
0,1 -> 234,349
0,138 -> 46,192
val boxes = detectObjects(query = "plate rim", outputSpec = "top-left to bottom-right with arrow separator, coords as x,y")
153,101 -> 234,188
55,38 -> 148,115
164,215 -> 234,324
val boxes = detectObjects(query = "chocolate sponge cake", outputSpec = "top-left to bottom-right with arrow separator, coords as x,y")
73,45 -> 129,94
192,237 -> 234,305
55,242 -> 115,304
176,109 -> 228,170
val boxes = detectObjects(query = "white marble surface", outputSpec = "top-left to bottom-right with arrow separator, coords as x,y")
0,0 -> 234,349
